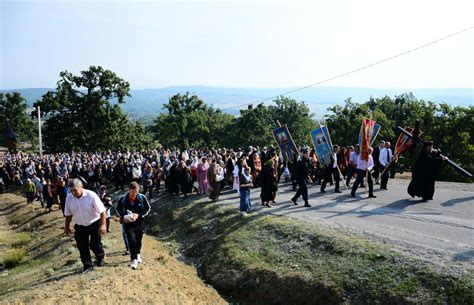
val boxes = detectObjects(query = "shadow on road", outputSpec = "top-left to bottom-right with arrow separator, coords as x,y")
441,196 -> 474,207
358,198 -> 424,218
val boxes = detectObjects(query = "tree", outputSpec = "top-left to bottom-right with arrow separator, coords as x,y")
324,94 -> 473,182
223,103 -> 274,149
0,92 -> 36,143
32,66 -> 152,151
269,96 -> 317,147
150,92 -> 234,148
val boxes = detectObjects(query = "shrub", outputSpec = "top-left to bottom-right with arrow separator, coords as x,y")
3,248 -> 27,268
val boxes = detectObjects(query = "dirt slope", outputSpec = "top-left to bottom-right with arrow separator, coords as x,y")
0,193 -> 226,305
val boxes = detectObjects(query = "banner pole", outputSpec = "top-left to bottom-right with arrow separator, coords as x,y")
319,121 -> 348,191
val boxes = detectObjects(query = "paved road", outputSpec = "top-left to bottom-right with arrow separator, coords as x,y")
217,178 -> 474,266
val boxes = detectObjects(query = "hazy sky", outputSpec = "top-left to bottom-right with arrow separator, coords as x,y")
1,0 -> 473,89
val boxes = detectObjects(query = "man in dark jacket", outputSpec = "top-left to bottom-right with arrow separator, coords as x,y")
291,149 -> 312,207
116,182 -> 151,269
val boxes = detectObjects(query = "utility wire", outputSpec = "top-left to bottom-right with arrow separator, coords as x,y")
221,25 -> 473,111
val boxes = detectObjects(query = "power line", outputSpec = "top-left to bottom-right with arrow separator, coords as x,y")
221,25 -> 473,112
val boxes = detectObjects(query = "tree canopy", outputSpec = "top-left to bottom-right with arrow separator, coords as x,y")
32,66 -> 152,151
325,93 -> 473,182
0,92 -> 36,144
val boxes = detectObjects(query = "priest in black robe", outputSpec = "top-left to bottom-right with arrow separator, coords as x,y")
408,141 -> 445,201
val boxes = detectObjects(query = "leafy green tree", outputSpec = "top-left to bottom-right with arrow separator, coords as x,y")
151,92 -> 234,148
325,93 -> 472,182
269,96 -> 317,147
32,66 -> 152,151
0,92 -> 36,143
223,103 -> 274,149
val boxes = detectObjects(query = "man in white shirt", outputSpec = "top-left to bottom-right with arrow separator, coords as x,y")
351,147 -> 376,198
378,141 -> 393,190
321,145 -> 341,193
64,178 -> 107,274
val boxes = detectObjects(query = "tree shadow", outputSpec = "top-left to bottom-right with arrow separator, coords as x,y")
453,249 -> 474,261
0,201 -> 24,213
440,196 -> 474,207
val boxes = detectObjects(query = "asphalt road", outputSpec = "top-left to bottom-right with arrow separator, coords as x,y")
217,178 -> 474,267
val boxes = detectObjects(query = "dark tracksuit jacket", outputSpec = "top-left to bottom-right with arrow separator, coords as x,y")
116,193 -> 151,228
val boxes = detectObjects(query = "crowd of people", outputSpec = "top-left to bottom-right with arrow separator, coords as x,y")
1,140 -> 444,273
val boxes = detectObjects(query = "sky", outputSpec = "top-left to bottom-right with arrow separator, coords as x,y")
1,0 -> 473,90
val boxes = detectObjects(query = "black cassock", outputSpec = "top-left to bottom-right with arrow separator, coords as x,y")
408,148 -> 443,200
260,165 -> 276,202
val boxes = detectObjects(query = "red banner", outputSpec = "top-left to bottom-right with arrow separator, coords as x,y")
360,117 -> 375,161
394,126 -> 422,157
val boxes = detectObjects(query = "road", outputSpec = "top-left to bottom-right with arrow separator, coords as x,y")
216,178 -> 474,267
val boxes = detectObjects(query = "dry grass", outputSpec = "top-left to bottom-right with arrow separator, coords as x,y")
0,193 -> 226,304
0,231 -> 31,247
2,248 -> 27,268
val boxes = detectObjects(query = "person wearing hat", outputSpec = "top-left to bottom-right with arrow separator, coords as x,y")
408,141 -> 446,201
291,149 -> 312,207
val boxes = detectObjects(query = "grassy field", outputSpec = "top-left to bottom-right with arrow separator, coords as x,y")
0,193 -> 226,304
146,191 -> 474,305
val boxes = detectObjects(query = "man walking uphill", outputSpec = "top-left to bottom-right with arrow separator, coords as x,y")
64,178 -> 107,274
291,149 -> 312,207
116,182 -> 151,270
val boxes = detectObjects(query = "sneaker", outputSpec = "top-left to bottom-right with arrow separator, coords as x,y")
130,259 -> 139,269
81,266 -> 93,274
239,211 -> 247,217
137,254 -> 142,263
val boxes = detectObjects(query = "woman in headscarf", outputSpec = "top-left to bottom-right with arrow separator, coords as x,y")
179,160 -> 193,197
260,159 -> 276,207
196,157 -> 209,194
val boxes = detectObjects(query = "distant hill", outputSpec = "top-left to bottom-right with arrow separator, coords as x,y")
1,86 -> 472,118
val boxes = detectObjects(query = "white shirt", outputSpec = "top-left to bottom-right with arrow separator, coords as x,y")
64,189 -> 106,226
349,151 -> 358,165
356,154 -> 374,171
379,147 -> 393,167
333,152 -> 338,168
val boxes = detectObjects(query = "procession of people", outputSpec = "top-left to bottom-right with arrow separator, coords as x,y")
0,131 -> 452,273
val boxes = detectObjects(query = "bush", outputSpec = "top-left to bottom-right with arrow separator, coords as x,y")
3,248 -> 27,268
0,231 -> 31,247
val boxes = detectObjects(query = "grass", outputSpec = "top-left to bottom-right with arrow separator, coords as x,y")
2,248 -> 27,268
147,193 -> 474,305
0,231 -> 31,247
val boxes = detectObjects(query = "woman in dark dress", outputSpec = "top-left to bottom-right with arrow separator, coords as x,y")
408,141 -> 445,201
260,159 -> 277,207
179,160 -> 193,197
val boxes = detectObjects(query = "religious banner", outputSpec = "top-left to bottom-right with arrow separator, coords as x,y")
310,126 -> 332,166
358,123 -> 381,147
360,117 -> 375,161
272,125 -> 298,161
394,126 -> 421,157
252,153 -> 262,182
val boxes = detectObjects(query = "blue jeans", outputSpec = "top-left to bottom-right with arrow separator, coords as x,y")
121,223 -> 129,250
239,188 -> 251,212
